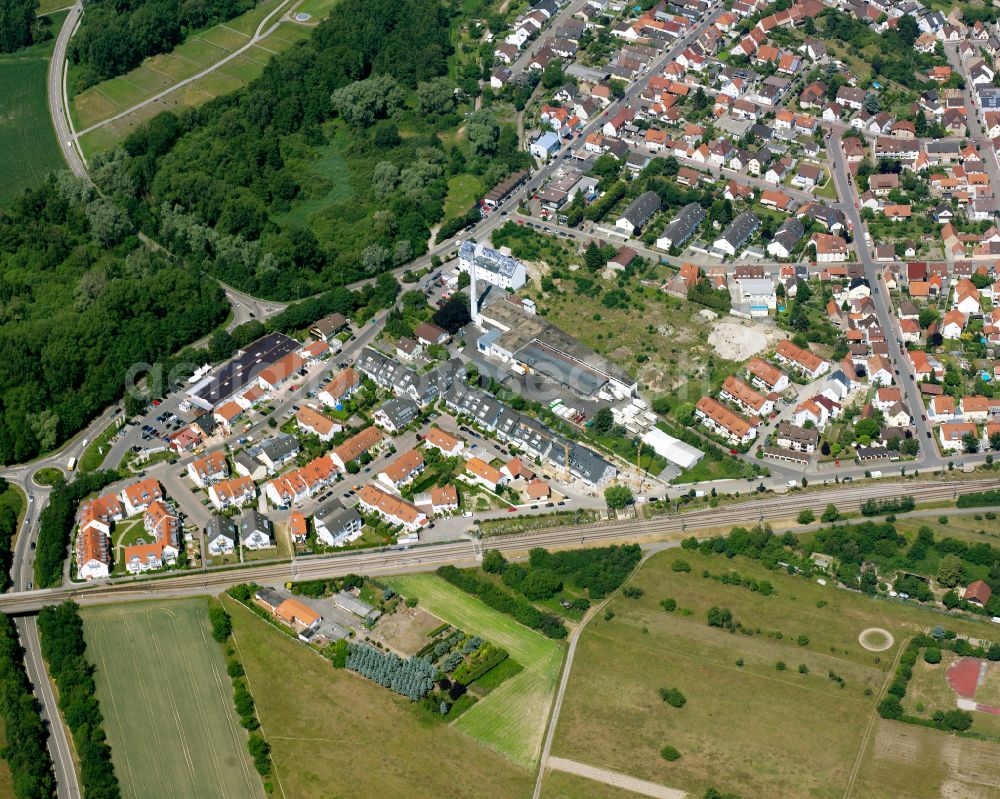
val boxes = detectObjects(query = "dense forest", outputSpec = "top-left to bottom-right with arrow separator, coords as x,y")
37,602 -> 120,798
0,0 -> 40,53
0,612 -> 57,798
0,177 -> 228,464
98,0 -> 528,299
68,0 -> 256,90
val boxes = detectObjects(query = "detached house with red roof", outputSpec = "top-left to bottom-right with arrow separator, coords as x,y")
121,478 -> 164,517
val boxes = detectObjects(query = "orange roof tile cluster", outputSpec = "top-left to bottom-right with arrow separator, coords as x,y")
696,396 -> 757,439
268,455 -> 337,500
211,476 -> 256,503
775,340 -> 825,374
333,426 -> 382,465
275,597 -> 320,627
289,510 -> 308,541
259,352 -> 305,388
430,485 -> 459,508
122,478 -> 163,511
423,426 -> 461,453
324,367 -> 360,403
746,358 -> 785,388
465,457 -> 503,486
721,376 -> 768,413
357,484 -> 426,527
190,450 -> 228,482
296,405 -> 338,437
381,449 -> 424,484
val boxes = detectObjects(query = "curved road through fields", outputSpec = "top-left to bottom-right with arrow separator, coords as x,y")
47,1 -> 87,180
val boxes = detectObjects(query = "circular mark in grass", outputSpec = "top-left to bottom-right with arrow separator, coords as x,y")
294,12 -> 311,20
859,628 -> 894,652
32,467 -> 64,487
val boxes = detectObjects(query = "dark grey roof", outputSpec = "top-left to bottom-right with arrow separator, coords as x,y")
377,396 -> 420,428
315,501 -> 362,533
205,514 -> 237,540
238,510 -> 273,542
721,211 -> 761,248
260,435 -> 299,462
619,191 -> 661,227
661,202 -> 706,247
771,217 -> 804,250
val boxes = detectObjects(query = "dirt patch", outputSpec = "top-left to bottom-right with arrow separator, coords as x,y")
369,605 -> 443,656
707,318 -> 786,362
858,627 -> 894,652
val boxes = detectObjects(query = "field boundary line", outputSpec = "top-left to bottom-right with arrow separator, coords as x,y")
842,635 -> 909,799
547,757 -> 686,799
195,603 -> 261,798
90,615 -> 138,796
144,607 -> 199,790
531,549 -> 658,799
160,607 -> 230,798
225,594 -> 289,799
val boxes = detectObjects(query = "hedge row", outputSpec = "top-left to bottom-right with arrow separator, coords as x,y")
436,565 -> 567,639
956,489 -> 1000,509
36,602 -> 119,798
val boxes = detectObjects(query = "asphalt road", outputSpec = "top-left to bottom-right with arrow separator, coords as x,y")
829,130 -> 939,464
48,1 -> 86,180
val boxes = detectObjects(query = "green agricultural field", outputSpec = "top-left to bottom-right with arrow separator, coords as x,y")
83,599 -> 264,799
223,595 -> 533,798
70,0 -> 305,156
550,548 -> 1000,799
0,14 -> 66,207
388,573 -> 565,767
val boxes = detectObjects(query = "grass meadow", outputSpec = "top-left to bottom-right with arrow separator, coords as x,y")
223,594 -> 532,798
550,548 -> 1000,799
539,770 -> 639,799
387,573 -> 565,768
83,599 -> 263,799
0,13 -> 66,207
71,0 -> 315,156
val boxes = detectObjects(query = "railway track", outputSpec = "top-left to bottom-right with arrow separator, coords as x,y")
0,479 -> 992,614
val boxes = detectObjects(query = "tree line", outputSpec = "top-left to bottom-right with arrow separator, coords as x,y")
68,0 -> 256,91
0,612 -> 56,798
36,602 -> 119,799
0,477 -> 19,591
0,0 -> 44,53
437,565 -> 568,639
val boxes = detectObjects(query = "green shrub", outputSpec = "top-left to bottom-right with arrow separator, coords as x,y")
660,745 -> 681,761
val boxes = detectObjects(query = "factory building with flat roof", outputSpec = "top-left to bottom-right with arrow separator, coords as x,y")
186,333 -> 299,410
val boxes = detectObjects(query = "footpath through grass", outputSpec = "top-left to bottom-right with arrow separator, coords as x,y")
72,0 -> 315,156
388,573 -> 565,768
83,598 -> 264,799
551,548 -> 1000,799
0,13 -> 66,207
223,593 -> 532,798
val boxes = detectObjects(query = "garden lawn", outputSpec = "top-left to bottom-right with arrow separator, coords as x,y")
82,599 -> 263,799
0,14 -> 66,207
550,548 -> 1000,799
388,573 -> 565,767
224,594 -> 533,798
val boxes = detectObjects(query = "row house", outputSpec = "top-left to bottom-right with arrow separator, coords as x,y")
695,396 -> 759,445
